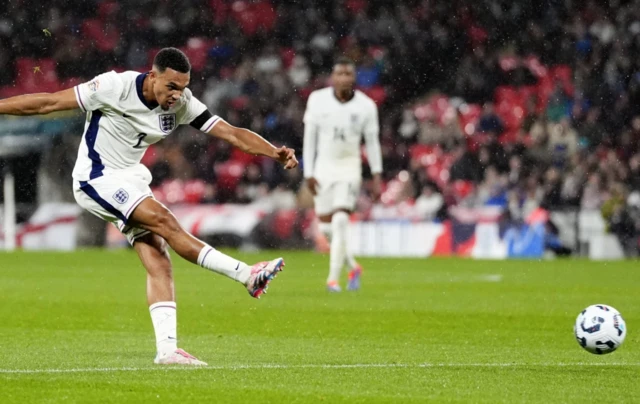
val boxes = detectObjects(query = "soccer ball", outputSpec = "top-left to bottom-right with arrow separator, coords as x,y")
574,304 -> 626,354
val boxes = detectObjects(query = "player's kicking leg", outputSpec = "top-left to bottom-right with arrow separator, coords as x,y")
129,199 -> 283,365
129,198 -> 284,299
133,233 -> 207,365
74,176 -> 284,366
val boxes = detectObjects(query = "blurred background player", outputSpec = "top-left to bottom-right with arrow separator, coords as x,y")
0,48 -> 298,365
303,57 -> 383,292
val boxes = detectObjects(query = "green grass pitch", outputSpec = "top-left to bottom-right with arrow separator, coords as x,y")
0,250 -> 638,403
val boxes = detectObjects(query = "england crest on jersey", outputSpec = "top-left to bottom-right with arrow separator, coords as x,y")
159,114 -> 176,133
113,188 -> 129,204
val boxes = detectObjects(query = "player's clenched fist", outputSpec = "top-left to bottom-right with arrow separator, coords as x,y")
275,146 -> 298,169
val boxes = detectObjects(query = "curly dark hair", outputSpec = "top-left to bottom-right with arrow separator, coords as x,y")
153,47 -> 191,74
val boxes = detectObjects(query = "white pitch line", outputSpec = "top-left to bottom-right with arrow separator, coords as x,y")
1,362 -> 638,375
479,274 -> 503,282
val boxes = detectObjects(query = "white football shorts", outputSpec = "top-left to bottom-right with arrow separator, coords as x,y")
73,165 -> 154,245
313,179 -> 361,216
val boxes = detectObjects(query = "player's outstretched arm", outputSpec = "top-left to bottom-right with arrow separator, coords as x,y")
0,88 -> 79,116
208,119 -> 298,169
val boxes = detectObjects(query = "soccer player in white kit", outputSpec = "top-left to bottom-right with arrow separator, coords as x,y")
303,57 -> 383,292
0,48 -> 298,365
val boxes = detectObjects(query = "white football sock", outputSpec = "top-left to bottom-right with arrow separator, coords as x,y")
149,301 -> 178,356
322,220 -> 358,269
198,245 -> 251,284
328,211 -> 349,284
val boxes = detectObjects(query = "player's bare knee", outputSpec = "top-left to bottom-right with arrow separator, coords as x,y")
153,208 -> 183,238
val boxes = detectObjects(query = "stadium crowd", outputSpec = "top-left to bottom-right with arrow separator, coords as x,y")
3,0 -> 640,244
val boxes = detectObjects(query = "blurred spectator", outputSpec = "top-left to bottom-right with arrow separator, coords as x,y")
288,56 -> 311,88
414,182 -> 444,220
581,173 -> 606,210
478,102 -> 504,135
450,143 -> 481,183
236,163 -> 269,204
546,84 -> 571,123
476,166 -> 507,207
398,107 -> 418,141
577,108 -> 606,151
540,168 -> 563,209
356,55 -> 381,88
548,117 -> 579,165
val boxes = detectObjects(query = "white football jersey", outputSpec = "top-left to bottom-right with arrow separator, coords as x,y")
72,71 -> 220,181
303,87 -> 382,182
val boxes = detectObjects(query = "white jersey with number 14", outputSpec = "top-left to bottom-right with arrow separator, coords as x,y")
303,87 -> 382,183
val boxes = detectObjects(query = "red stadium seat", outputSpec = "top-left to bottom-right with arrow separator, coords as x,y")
499,128 -> 520,144
523,55 -> 548,78
82,19 -> 119,52
98,1 -> 119,20
468,24 -> 489,46
551,65 -> 572,83
494,86 -> 520,104
229,96 -> 250,110
550,65 -> 575,96
15,57 -> 38,87
154,179 -> 206,205
0,85 -> 25,98
297,86 -> 313,101
496,99 -> 524,131
181,38 -> 213,72
410,144 -> 439,167
160,179 -> 186,205
452,180 -> 475,201
361,85 -> 387,106
466,133 -> 489,152
140,145 -> 158,167
441,153 -> 456,169
280,48 -> 295,69
231,148 -> 259,164
151,186 -> 166,204
272,209 -> 297,239
184,179 -> 207,204
215,160 -> 244,191
345,0 -> 367,15
231,0 -> 276,36
518,85 -> 538,106
210,0 -> 229,25
458,103 -> 482,136
14,58 -> 61,93
426,160 -> 443,182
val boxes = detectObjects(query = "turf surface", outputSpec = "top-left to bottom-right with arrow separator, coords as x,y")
0,250 -> 638,403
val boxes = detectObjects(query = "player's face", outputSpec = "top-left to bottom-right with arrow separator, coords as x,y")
331,64 -> 356,93
150,68 -> 190,110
